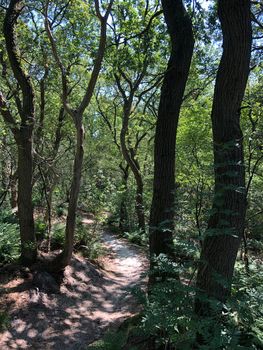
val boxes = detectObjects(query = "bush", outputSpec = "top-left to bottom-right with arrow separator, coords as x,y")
123,229 -> 147,245
0,209 -> 18,224
35,219 -> 47,240
50,222 -> 65,249
0,311 -> 10,331
75,222 -> 105,260
0,221 -> 20,264
136,256 -> 263,349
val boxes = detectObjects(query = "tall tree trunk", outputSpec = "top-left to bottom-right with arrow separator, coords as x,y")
54,118 -> 84,270
195,0 -> 252,319
17,135 -> 36,264
120,101 -> 146,233
149,0 -> 194,269
2,0 -> 37,265
119,163 -> 129,233
10,169 -> 18,209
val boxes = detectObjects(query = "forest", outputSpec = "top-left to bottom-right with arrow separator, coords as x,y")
0,0 -> 262,349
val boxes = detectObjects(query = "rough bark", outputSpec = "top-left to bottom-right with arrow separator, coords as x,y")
2,0 -> 37,265
149,0 -> 194,265
195,0 -> 252,319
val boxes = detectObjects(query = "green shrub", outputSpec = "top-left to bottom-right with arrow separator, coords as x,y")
35,219 -> 47,240
50,222 -> 65,249
75,222 -> 105,260
0,209 -> 18,224
0,221 -> 20,264
123,229 -> 147,246
56,206 -> 66,217
0,311 -> 10,331
138,256 -> 263,349
87,331 -> 129,350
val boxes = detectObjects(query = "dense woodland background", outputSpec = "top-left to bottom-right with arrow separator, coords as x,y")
0,0 -> 262,349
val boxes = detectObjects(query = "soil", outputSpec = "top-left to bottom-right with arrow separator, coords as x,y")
0,227 -> 148,350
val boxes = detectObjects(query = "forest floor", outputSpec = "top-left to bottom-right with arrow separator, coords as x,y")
0,219 -> 148,350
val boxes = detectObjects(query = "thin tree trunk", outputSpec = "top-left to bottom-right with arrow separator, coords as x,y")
195,0 -> 252,321
54,119 -> 84,269
45,0 -> 112,270
149,0 -> 194,272
120,101 -> 146,233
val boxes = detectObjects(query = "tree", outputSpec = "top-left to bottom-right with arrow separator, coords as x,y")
0,0 -> 37,265
149,0 -> 194,278
195,0 -> 252,324
44,0 -> 113,269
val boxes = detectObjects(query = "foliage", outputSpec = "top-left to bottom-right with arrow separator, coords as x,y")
74,220 -> 105,260
50,222 -> 66,249
87,330 -> 128,350
137,256 -> 263,349
123,228 -> 147,245
0,212 -> 20,264
0,311 -> 10,332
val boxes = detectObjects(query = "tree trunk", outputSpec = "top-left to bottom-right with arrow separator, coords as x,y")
54,117 -> 84,270
3,0 -> 37,265
149,0 -> 194,268
119,163 -> 129,233
135,178 -> 145,232
10,169 -> 18,209
17,135 -> 37,264
195,0 -> 252,320
120,101 -> 146,233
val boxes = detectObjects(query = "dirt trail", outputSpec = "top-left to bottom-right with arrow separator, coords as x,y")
0,230 -> 148,350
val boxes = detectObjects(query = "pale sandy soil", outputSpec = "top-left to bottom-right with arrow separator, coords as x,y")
0,230 -> 148,350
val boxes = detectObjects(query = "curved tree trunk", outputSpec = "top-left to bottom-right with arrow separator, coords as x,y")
149,0 -> 194,271
195,0 -> 252,321
54,119 -> 84,270
45,0 -> 112,270
2,0 -> 37,265
120,102 -> 146,233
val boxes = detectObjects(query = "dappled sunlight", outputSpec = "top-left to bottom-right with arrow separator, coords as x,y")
0,232 -> 148,349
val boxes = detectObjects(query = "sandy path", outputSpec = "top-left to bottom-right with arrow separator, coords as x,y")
0,231 -> 148,350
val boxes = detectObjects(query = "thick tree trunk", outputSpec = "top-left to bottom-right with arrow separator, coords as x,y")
135,179 -> 145,232
10,169 -> 18,209
119,163 -> 129,233
195,0 -> 252,319
3,0 -> 37,265
149,0 -> 194,266
17,135 -> 37,264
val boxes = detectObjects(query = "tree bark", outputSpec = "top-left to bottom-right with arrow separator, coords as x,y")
119,163 -> 129,233
120,100 -> 146,233
45,0 -> 113,270
10,169 -> 18,209
17,135 -> 36,264
2,0 -> 37,265
195,0 -> 252,319
149,0 -> 194,268
56,119 -> 84,269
